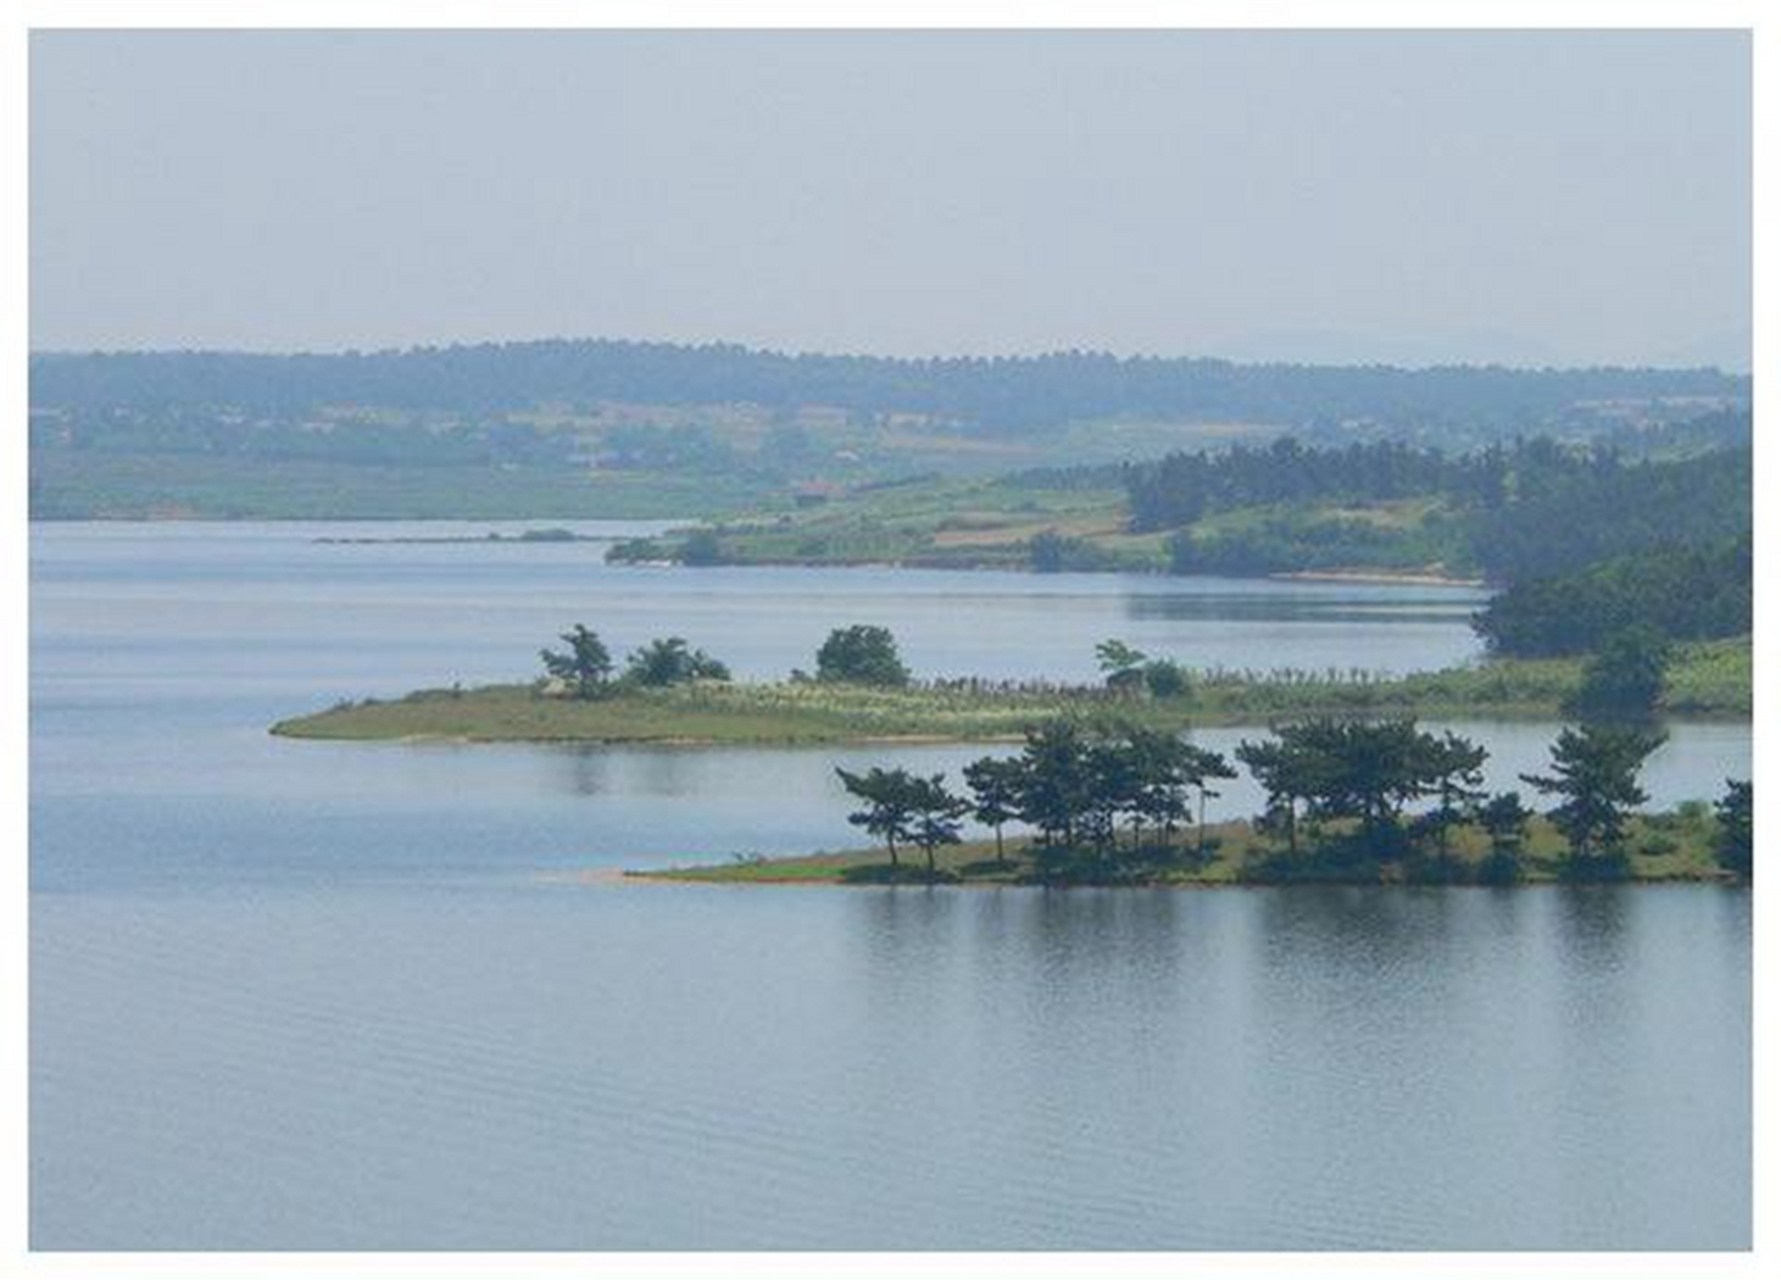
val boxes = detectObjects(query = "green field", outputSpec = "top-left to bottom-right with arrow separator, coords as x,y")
271,637 -> 1749,745
28,450 -> 778,520
603,470 -> 1488,578
30,398 -> 1274,523
608,476 -> 1155,570
629,807 -> 1734,888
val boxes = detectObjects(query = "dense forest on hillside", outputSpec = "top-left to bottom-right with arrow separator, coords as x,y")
1463,442 -> 1750,581
1126,436 -> 1507,530
1128,437 -> 1752,585
1126,437 -> 1751,655
30,340 -> 1747,437
1473,539 -> 1752,656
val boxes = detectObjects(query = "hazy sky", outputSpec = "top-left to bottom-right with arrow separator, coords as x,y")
30,29 -> 1751,368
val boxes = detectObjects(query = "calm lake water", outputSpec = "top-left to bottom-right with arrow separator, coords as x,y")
30,521 -> 1751,1249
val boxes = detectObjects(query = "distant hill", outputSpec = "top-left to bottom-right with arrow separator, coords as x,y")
29,339 -> 1749,438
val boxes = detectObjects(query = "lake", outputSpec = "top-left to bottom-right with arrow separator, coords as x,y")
29,521 -> 1752,1249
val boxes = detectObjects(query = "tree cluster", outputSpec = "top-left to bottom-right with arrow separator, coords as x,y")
840,720 -> 1237,880
1234,719 -> 1490,861
1127,436 -> 1748,597
1126,436 -> 1507,532
1465,441 -> 1749,583
1473,538 -> 1750,656
836,713 -> 1710,883
540,625 -> 729,697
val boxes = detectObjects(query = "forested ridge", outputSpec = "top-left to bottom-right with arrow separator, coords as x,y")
1123,437 -> 1749,586
30,339 -> 1746,435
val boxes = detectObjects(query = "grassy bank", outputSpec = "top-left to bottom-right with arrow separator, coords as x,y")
271,637 -> 1749,744
629,808 -> 1736,888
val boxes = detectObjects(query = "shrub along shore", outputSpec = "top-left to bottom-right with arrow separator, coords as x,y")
272,636 -> 1748,745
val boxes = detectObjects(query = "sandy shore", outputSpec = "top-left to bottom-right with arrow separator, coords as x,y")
1269,569 -> 1485,588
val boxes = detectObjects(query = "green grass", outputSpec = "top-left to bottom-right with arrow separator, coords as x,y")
630,808 -> 1737,888
271,637 -> 1750,745
610,477 -> 1149,570
606,471 -> 1489,578
29,450 -> 779,520
29,408 -> 1276,523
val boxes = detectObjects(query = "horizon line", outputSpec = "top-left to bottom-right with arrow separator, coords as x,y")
25,336 -> 1752,379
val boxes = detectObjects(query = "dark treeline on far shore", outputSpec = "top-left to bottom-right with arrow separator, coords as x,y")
836,714 -> 1752,888
28,340 -> 1747,436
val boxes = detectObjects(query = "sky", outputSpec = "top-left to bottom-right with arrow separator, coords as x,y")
29,29 -> 1751,369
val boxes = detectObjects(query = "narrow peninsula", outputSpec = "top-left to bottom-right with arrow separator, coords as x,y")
627,810 -> 1739,889
272,636 -> 1747,746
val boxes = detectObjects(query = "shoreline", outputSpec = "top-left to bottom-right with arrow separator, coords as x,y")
624,869 -> 1741,891
30,515 -> 1482,589
611,548 -> 1487,586
1268,568 -> 1485,588
621,811 -> 1742,891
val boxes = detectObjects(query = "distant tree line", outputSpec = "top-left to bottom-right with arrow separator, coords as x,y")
28,341 -> 1747,436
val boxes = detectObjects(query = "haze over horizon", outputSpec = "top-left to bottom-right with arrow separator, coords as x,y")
31,30 -> 1751,371
24,334 -> 1753,376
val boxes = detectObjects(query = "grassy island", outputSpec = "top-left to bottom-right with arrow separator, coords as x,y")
272,637 -> 1747,745
629,807 -> 1738,889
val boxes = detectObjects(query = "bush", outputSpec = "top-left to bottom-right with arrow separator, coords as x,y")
679,528 -> 724,566
1143,659 -> 1192,700
816,625 -> 910,687
624,637 -> 731,687
1636,832 -> 1680,859
1028,531 -> 1115,573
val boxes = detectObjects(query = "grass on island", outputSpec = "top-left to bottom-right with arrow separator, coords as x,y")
629,807 -> 1736,889
270,636 -> 1750,745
